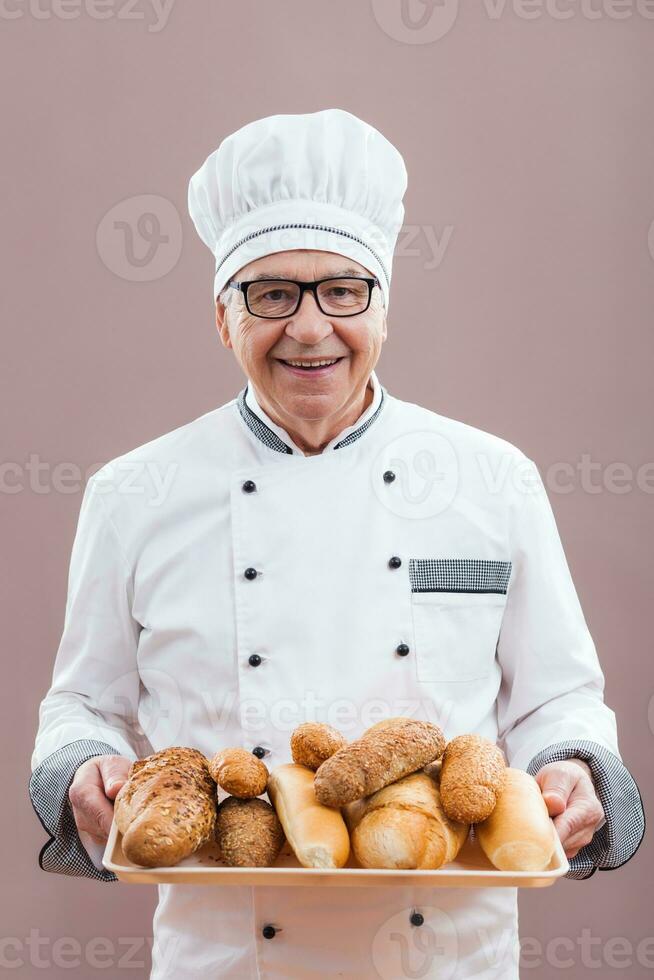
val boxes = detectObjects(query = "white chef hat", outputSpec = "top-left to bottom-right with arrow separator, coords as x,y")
187,108 -> 407,311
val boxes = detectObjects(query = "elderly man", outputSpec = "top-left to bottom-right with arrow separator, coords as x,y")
30,109 -> 644,979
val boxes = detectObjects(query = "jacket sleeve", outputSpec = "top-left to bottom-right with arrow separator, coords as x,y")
30,472 -> 151,878
495,456 -> 645,878
29,739 -> 122,881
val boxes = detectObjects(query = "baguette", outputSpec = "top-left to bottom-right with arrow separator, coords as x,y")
476,768 -> 556,871
344,772 -> 469,870
114,747 -> 217,867
314,719 -> 446,807
440,734 -> 507,823
266,763 -> 350,868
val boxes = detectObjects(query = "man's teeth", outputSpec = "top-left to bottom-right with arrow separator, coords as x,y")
284,358 -> 340,368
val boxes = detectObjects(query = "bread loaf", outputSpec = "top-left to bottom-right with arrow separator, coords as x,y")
344,771 -> 469,870
476,768 -> 556,871
290,722 -> 347,770
215,796 -> 285,867
364,716 -> 413,733
114,747 -> 217,867
440,734 -> 507,823
267,763 -> 350,868
209,747 -> 268,798
313,719 -> 446,807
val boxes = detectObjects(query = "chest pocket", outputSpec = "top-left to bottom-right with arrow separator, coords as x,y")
409,559 -> 512,683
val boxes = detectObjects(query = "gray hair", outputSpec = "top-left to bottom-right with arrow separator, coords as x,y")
217,285 -> 233,309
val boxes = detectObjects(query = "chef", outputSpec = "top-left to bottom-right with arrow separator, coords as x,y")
30,109 -> 644,979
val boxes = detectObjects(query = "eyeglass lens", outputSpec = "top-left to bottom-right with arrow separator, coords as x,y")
247,279 -> 370,317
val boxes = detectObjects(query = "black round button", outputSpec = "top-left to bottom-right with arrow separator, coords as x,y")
242,480 -> 257,493
388,556 -> 402,569
252,746 -> 267,759
244,567 -> 258,580
410,911 -> 424,927
248,653 -> 262,667
383,470 -> 396,483
262,924 -> 276,940
396,643 -> 410,657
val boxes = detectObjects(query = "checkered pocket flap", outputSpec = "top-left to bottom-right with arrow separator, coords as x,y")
408,558 -> 512,594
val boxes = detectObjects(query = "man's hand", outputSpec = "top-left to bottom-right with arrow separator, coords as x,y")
69,754 -> 131,846
535,758 -> 605,859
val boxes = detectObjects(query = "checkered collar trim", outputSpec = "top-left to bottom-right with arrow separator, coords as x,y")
236,380 -> 387,455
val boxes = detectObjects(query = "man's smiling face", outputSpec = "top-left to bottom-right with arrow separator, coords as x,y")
215,250 -> 387,432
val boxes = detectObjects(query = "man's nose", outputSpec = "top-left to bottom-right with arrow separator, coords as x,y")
284,291 -> 334,344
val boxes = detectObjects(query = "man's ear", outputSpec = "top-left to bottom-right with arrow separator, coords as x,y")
381,314 -> 388,343
215,297 -> 233,350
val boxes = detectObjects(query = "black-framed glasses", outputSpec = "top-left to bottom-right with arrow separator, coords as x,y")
228,275 -> 380,319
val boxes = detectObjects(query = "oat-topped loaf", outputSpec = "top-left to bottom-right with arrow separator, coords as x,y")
114,747 -> 217,867
313,719 -> 446,807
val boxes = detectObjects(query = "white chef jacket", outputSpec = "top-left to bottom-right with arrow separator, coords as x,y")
30,370 -> 644,980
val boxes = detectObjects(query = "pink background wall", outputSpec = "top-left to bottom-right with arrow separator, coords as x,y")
1,1 -> 652,976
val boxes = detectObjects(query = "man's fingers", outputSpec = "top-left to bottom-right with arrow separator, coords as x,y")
563,826 -> 597,855
536,765 -> 576,816
553,784 -> 604,844
69,755 -> 130,842
97,755 -> 131,800
69,778 -> 115,839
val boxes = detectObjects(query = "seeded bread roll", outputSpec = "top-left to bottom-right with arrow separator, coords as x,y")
114,747 -> 217,867
215,796 -> 285,867
209,748 -> 269,799
364,716 -> 413,733
439,734 -> 507,824
344,771 -> 469,870
290,722 -> 347,770
313,719 -> 446,808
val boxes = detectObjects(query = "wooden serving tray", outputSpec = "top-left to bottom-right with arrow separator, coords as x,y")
103,821 -> 568,888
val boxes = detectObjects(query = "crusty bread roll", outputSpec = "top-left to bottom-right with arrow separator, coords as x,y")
476,768 -> 556,871
440,734 -> 507,823
290,722 -> 347,770
314,720 -> 446,807
266,763 -> 350,869
215,797 -> 285,867
344,772 -> 469,870
114,747 -> 217,867
364,716 -> 413,733
209,747 -> 268,798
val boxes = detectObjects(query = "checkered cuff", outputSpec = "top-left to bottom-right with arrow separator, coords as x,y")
29,739 -> 121,882
527,739 -> 645,881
